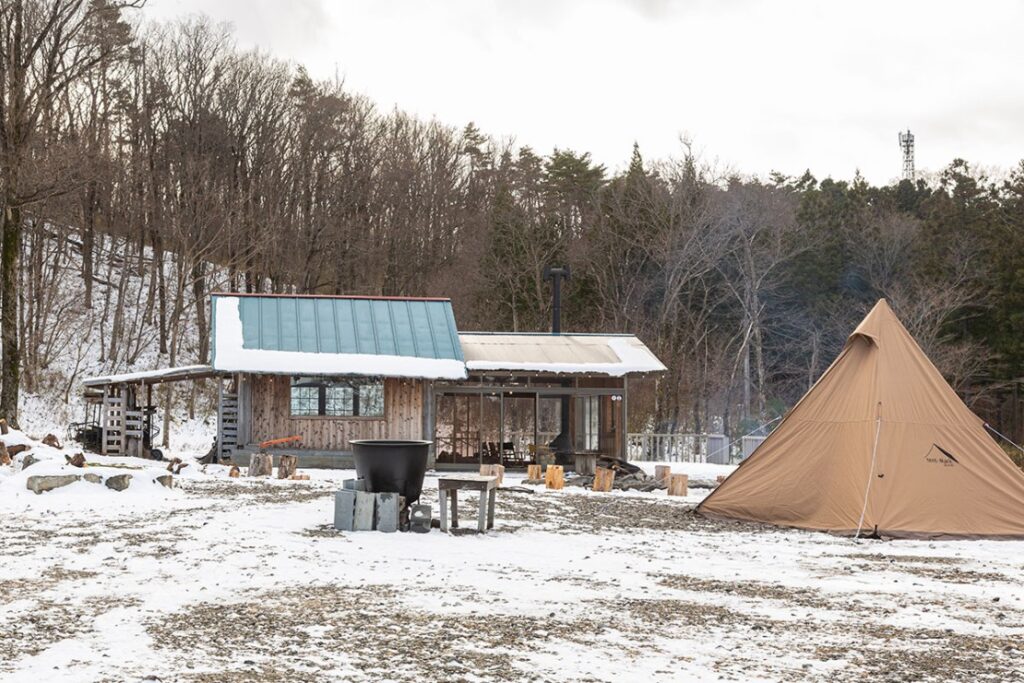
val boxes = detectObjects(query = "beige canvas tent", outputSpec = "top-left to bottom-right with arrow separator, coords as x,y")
699,299 -> 1024,539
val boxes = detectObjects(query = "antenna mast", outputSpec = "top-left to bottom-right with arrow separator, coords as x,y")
898,129 -> 915,181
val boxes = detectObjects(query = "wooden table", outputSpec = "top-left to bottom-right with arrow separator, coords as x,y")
438,474 -> 498,532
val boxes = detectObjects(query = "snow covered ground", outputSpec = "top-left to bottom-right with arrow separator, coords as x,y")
2,444 -> 1023,682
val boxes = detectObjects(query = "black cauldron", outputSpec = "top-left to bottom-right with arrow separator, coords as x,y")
350,439 -> 431,504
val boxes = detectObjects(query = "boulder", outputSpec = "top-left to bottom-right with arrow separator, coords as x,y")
155,474 -> 174,488
26,474 -> 80,494
105,474 -> 133,491
8,444 -> 30,457
19,453 -> 38,471
42,434 -> 62,449
83,473 -> 102,484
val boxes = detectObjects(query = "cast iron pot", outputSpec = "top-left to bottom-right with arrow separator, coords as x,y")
350,439 -> 431,504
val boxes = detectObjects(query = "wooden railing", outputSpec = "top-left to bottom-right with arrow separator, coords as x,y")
627,433 -> 765,463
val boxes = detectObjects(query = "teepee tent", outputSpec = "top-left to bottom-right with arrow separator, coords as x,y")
699,299 -> 1024,539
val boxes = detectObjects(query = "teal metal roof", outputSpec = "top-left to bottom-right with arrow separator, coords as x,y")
213,294 -> 464,361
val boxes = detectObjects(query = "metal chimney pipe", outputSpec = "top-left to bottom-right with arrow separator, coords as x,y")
543,266 -> 570,334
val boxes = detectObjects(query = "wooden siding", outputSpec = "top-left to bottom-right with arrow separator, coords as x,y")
247,375 -> 424,451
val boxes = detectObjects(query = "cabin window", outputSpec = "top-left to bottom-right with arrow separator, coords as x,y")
290,377 -> 385,417
574,395 -> 600,452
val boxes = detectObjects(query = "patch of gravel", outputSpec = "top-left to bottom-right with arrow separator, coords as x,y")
147,585 -> 603,682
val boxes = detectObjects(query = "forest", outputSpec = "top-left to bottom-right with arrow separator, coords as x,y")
2,0 -> 1024,441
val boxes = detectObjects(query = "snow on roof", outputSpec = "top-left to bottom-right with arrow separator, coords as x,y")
83,365 -> 219,386
458,333 -> 667,376
211,295 -> 468,380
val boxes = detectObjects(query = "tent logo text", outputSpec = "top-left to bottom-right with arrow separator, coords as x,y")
924,444 -> 958,467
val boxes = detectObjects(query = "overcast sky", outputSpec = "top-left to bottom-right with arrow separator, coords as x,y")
144,0 -> 1024,184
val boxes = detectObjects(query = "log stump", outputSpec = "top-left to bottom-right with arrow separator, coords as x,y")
0,442 -> 9,466
654,465 -> 672,484
526,464 -> 543,481
248,452 -> 273,477
592,466 -> 615,492
278,454 -> 299,479
0,418 -> 7,435
668,473 -> 689,497
574,454 -> 597,476
479,463 -> 505,486
545,465 -> 564,490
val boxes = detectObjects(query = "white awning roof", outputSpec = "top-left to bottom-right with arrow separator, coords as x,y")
83,365 -> 220,387
458,333 -> 666,377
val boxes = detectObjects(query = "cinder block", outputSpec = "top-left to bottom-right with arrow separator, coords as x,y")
375,492 -> 399,533
343,478 -> 366,491
334,490 -> 356,531
410,504 -> 431,533
354,491 -> 376,531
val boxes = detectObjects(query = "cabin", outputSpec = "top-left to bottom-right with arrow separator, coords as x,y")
83,293 -> 666,469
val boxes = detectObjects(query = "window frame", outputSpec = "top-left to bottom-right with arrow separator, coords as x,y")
288,376 -> 386,419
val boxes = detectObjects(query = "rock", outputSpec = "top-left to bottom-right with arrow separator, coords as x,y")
105,474 -> 133,491
64,453 -> 87,468
8,444 -> 30,457
83,473 -> 102,484
228,465 -> 240,478
26,474 -> 81,494
42,434 -> 62,449
156,474 -> 174,488
19,453 -> 38,471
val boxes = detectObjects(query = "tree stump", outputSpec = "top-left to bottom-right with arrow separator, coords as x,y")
526,464 -> 542,481
479,463 -> 505,486
545,465 -> 564,490
655,465 -> 672,484
0,418 -> 8,435
278,454 -> 298,479
248,452 -> 273,477
668,473 -> 689,497
592,466 -> 615,492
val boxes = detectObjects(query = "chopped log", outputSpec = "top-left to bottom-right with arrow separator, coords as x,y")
277,454 -> 299,479
668,473 -> 689,497
592,466 -> 615,492
8,444 -> 29,457
526,464 -> 543,480
545,465 -> 564,490
248,452 -> 273,477
0,442 -> 9,466
0,418 -> 7,435
479,463 -> 505,486
42,433 -> 62,449
655,465 -> 672,484
290,473 -> 310,481
64,453 -> 87,468
228,465 -> 240,478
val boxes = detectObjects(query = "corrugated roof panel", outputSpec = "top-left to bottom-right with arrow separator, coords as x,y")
333,299 -> 358,353
428,301 -> 457,360
240,297 -> 261,349
372,299 -> 398,355
352,299 -> 375,354
391,301 -> 418,356
259,298 -> 279,349
315,298 -> 337,353
278,297 -> 299,351
297,298 -> 319,352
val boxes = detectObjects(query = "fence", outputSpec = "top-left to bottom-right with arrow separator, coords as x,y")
626,433 -> 766,464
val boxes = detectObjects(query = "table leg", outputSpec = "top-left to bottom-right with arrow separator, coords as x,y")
439,489 -> 448,532
450,489 -> 459,529
477,489 -> 488,532
487,489 -> 496,530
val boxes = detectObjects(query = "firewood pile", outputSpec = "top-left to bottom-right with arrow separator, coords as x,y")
524,456 -> 666,492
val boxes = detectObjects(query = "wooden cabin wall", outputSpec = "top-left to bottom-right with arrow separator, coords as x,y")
247,375 -> 424,450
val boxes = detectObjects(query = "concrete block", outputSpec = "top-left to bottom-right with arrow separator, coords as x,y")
343,478 -> 366,491
334,490 -> 356,531
375,492 -> 399,533
410,504 -> 432,533
354,491 -> 376,531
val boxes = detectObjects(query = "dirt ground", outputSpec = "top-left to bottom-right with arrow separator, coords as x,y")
2,473 -> 1022,682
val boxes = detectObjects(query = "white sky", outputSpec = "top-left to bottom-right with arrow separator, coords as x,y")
144,0 -> 1024,184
